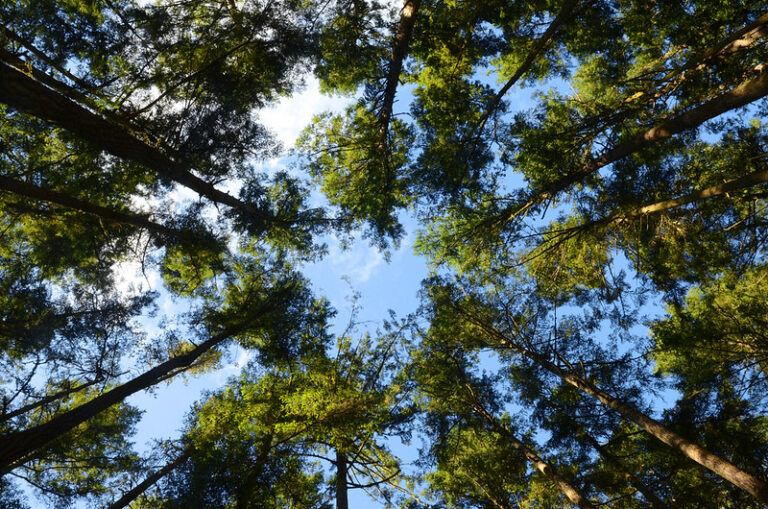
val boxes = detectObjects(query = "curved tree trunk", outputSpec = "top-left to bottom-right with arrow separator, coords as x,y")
622,168 -> 768,218
543,397 -> 667,509
543,167 -> 768,241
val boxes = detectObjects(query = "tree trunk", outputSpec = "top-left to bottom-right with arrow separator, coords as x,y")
515,68 -> 768,219
0,327 -> 235,470
235,435 -> 274,509
623,168 -> 768,218
0,378 -> 102,425
553,403 -> 667,509
545,167 -> 768,240
470,315 -> 768,503
336,449 -> 349,509
0,47 -> 100,115
473,0 -> 579,137
378,0 -> 421,136
107,446 -> 192,509
0,60 -> 259,218
470,403 -> 595,509
0,174 -> 187,240
0,26 -> 94,93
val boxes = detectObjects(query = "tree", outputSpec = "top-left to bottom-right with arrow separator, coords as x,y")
414,325 -> 596,508
0,1 -> 336,503
420,274 -> 768,502
5,0 -> 768,506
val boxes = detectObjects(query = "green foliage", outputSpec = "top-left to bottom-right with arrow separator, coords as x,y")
298,106 -> 413,243
4,0 -> 768,507
15,388 -> 142,507
427,424 -> 528,508
652,264 -> 768,390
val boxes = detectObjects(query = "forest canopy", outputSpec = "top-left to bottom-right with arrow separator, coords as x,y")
1,0 -> 768,507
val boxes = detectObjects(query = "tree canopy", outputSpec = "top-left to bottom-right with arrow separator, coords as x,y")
2,0 -> 768,507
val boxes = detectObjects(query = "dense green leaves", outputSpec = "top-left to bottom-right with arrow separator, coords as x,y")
4,0 -> 768,507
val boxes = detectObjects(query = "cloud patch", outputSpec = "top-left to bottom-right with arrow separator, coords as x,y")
258,77 -> 351,149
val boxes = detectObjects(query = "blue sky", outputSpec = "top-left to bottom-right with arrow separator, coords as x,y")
110,76 -> 431,508
17,17 -> 724,504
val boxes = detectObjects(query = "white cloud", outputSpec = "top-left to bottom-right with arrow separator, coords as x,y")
213,346 -> 254,382
326,236 -> 384,284
113,258 -> 162,296
258,77 -> 352,149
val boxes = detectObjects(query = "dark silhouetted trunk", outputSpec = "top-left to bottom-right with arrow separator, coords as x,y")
107,446 -> 192,509
235,435 -> 274,509
473,0 -> 579,137
0,174 -> 187,239
378,0 -> 421,136
336,449 -> 349,509
0,378 -> 101,425
0,60 -> 258,217
0,328 -> 235,470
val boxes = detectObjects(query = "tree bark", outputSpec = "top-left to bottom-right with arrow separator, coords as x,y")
336,449 -> 349,509
0,60 -> 259,218
107,446 -> 192,509
467,313 -> 768,503
657,12 -> 768,89
623,168 -> 768,218
469,402 -> 596,509
473,0 -> 580,137
0,47 -> 100,115
0,174 -> 187,240
378,0 -> 421,136
514,68 -> 768,220
0,327 -> 237,470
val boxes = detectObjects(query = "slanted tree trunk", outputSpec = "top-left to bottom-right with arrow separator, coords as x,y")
473,0 -> 580,137
469,402 -> 596,509
622,168 -> 768,218
541,395 -> 667,509
513,68 -> 768,220
465,311 -> 768,503
543,167 -> 768,242
0,60 -> 259,218
336,449 -> 349,509
0,26 -> 95,94
0,327 -> 238,470
0,378 -> 102,425
0,174 -> 188,240
107,446 -> 192,509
